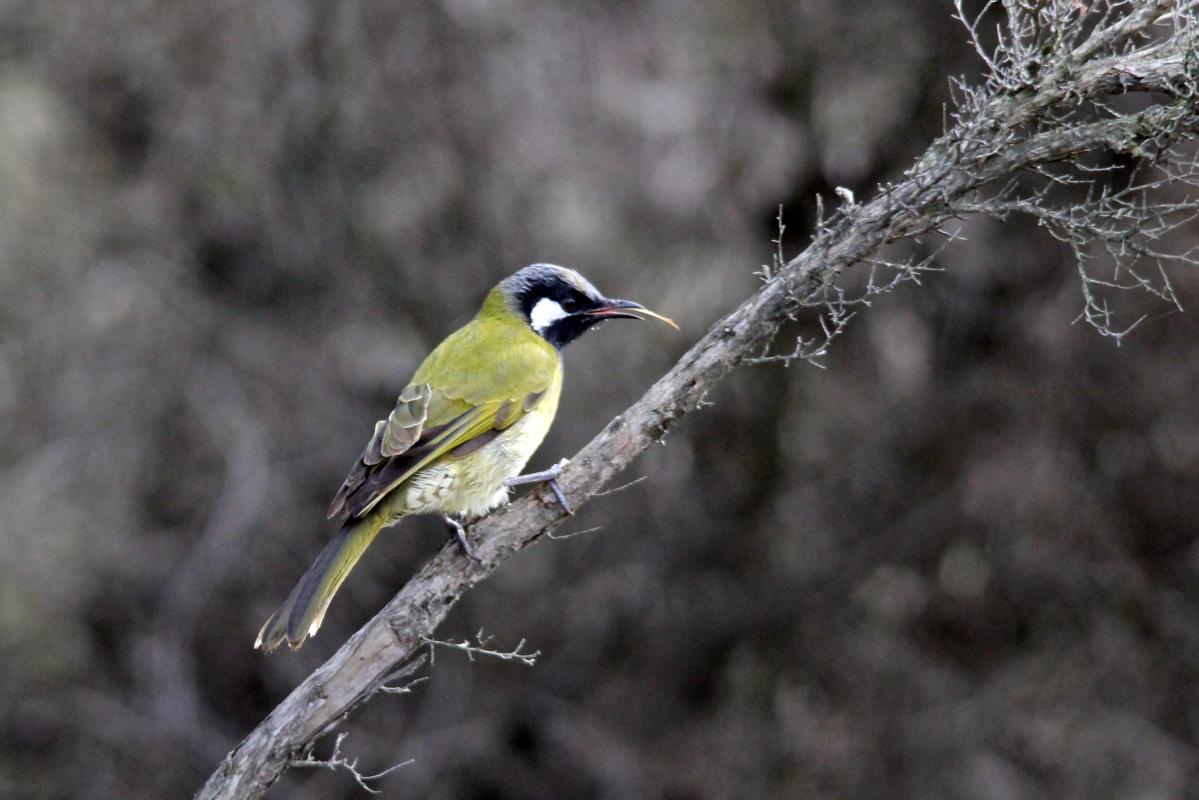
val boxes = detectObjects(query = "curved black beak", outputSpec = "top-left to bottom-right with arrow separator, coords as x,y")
585,298 -> 679,330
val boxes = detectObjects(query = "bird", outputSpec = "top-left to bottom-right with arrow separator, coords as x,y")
255,263 -> 677,652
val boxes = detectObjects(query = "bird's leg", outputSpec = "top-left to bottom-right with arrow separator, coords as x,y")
503,458 -> 573,515
443,515 -> 482,563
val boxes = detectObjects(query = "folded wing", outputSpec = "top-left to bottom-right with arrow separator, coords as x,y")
327,346 -> 556,522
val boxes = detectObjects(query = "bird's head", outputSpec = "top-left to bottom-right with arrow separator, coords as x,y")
497,264 -> 677,348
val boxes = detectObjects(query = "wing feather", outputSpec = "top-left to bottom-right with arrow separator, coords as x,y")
327,383 -> 432,518
327,319 -> 560,522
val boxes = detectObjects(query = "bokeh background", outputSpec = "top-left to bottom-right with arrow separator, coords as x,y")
4,1 -> 1199,798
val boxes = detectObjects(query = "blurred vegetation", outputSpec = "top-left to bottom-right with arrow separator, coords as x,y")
2,1 -> 1199,798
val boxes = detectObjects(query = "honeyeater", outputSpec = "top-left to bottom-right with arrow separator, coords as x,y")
255,263 -> 676,652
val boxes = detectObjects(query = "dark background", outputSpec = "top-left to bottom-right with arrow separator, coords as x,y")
3,2 -> 1199,798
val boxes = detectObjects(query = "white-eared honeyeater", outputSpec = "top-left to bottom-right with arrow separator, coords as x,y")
255,264 -> 676,652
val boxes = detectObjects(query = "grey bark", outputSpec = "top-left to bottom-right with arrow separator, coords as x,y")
197,5 -> 1199,797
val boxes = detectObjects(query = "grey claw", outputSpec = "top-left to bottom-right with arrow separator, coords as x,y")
546,478 -> 574,516
444,516 -> 482,563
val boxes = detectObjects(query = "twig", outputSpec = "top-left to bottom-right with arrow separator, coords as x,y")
592,476 -> 648,497
291,732 -> 412,795
546,525 -> 605,541
421,630 -> 540,667
376,675 -> 428,696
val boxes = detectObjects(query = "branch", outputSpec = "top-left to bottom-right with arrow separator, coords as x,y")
197,6 -> 1199,797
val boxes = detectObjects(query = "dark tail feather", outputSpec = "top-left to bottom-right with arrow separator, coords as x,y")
255,514 -> 387,653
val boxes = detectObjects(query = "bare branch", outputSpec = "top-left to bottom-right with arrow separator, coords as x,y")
196,5 -> 1199,798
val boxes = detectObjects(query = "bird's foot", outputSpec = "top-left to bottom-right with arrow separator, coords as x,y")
503,458 -> 573,515
444,515 -> 482,563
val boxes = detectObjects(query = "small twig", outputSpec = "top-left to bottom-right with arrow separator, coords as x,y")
291,732 -> 413,795
421,630 -> 540,667
367,653 -> 428,698
547,525 -> 605,541
592,476 -> 648,497
377,675 -> 428,696
758,205 -> 789,282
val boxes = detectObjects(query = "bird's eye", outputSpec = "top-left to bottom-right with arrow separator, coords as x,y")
561,297 -> 579,312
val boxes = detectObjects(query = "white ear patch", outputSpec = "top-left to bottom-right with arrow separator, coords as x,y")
530,297 -> 570,333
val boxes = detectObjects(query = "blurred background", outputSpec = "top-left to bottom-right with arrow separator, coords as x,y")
4,1 -> 1199,798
